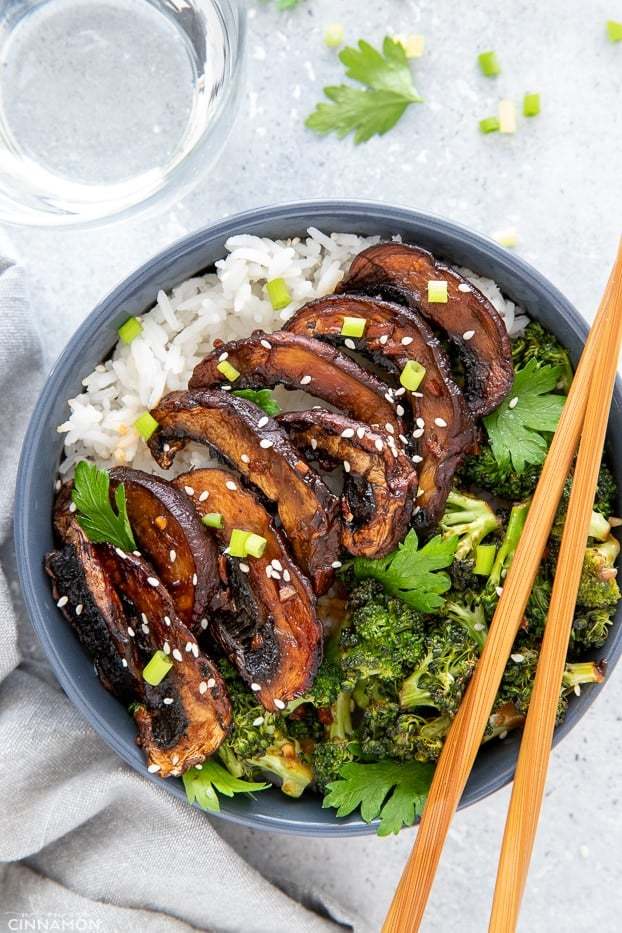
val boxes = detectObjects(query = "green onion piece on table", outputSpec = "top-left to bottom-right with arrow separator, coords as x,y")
117,317 -> 143,344
134,411 -> 159,440
479,116 -> 500,134
324,22 -> 344,48
478,50 -> 501,76
523,92 -> 541,117
266,277 -> 292,310
606,20 -> 622,41
143,650 -> 174,686
400,360 -> 426,392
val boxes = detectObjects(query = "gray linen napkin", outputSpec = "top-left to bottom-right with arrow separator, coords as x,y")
0,256 -> 350,933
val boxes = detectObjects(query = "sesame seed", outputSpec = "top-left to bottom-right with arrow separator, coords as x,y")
207,677 -> 216,688
169,549 -> 176,563
172,649 -> 183,662
198,681 -> 208,694
434,417 -> 448,428
221,385 -> 231,391
344,338 -> 356,350
127,626 -> 135,637
75,604 -> 83,616
399,434 -> 409,445
356,426 -> 366,439
55,479 -> 62,492
412,391 -> 423,398
396,405 -> 405,417
416,417 -> 425,429
260,438 -> 274,449
344,460 -> 351,473
413,506 -> 421,516
164,616 -> 171,627
121,659 -> 128,668
163,641 -> 170,655
133,550 -> 141,557
226,480 -> 237,491
241,453 -> 250,464
198,490 -> 209,502
260,339 -> 272,350
163,697 -> 174,705
257,415 -> 269,428
384,392 -> 394,403
185,641 -> 193,653
310,438 -> 318,450
238,562 -> 250,574
69,502 -> 77,513
274,698 -> 286,710
511,653 -> 525,663
283,569 -> 291,582
147,577 -> 159,587
272,570 -> 282,580
574,684 -> 582,696
385,423 -> 395,434
401,335 -> 414,346
579,843 -> 589,858
458,283 -> 472,293
509,396 -> 519,409
192,573 -> 198,586
265,566 -> 273,578
300,375 -> 312,385
395,387 -> 406,397
115,547 -> 127,559
413,428 -> 424,439
379,334 -> 389,345
56,595 -> 68,608
495,586 -> 504,597
412,454 -> 423,464
218,351 -> 229,362
332,560 -> 342,569
416,488 -> 425,498
271,558 -> 283,571
339,428 -> 354,439
148,763 -> 161,773
171,754 -> 179,765
462,330 -> 475,341
200,618 -> 208,630
390,447 -> 398,458
195,763 -> 203,770
142,623 -> 149,635
253,716 -> 265,726
374,438 -> 384,451
163,443 -> 171,452
499,730 -> 508,741
183,485 -> 194,497
251,682 -> 261,691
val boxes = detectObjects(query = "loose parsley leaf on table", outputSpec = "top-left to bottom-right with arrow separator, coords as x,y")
72,461 -> 136,552
183,760 -> 269,812
323,760 -> 434,836
232,388 -> 281,416
306,37 -> 423,143
484,359 -> 566,474
347,529 -> 457,612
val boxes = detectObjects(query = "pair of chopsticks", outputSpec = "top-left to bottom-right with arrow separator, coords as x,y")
383,240 -> 622,933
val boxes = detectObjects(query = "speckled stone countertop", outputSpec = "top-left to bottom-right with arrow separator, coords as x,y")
4,1 -> 622,930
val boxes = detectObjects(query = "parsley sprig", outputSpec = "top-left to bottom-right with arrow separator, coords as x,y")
306,37 -> 423,143
72,460 -> 136,552
484,359 -> 566,473
323,760 -> 434,836
183,759 -> 269,812
348,530 -> 457,612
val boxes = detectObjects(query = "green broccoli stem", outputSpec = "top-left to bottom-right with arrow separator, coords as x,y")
398,658 -> 436,710
489,500 -> 530,588
218,745 -> 245,778
329,691 -> 353,740
444,598 -> 488,650
562,660 -> 606,692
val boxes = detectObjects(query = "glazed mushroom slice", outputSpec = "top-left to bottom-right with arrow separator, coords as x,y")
147,390 -> 341,595
46,512 -> 232,777
338,242 -> 513,416
109,467 -> 224,632
189,330 -> 404,438
173,468 -> 322,711
278,409 -> 419,558
285,294 -> 476,527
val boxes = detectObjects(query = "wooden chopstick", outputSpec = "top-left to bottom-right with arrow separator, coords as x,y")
489,239 -> 622,932
383,245 -> 622,933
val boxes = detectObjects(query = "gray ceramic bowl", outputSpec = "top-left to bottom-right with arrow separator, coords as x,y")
15,201 -> 622,835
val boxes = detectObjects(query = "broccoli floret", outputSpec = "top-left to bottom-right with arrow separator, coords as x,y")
594,463 -> 617,518
410,712 -> 452,762
482,500 -> 530,617
312,740 -> 355,791
570,607 -> 615,651
511,321 -> 574,391
521,573 -> 551,641
552,475 -> 612,542
303,655 -> 344,708
443,591 -> 488,650
398,619 -> 479,715
358,696 -> 401,759
440,490 -> 500,588
577,537 -> 621,609
250,737 -> 314,798
458,445 -> 540,500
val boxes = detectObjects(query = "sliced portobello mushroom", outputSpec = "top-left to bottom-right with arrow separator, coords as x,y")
109,467 -> 225,631
338,242 -> 513,416
278,409 -> 419,558
285,294 -> 476,527
46,505 -> 231,777
147,390 -> 341,595
173,468 -> 322,710
189,330 -> 404,438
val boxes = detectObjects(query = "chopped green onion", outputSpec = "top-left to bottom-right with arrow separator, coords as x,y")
499,99 -> 517,134
245,533 -> 268,558
478,50 -> 501,76
479,116 -> 500,134
118,317 -> 143,344
396,33 -> 425,59
216,359 -> 241,382
491,227 -> 518,249
523,92 -> 541,117
202,512 -> 224,529
266,278 -> 292,311
142,650 -> 174,686
324,22 -> 344,48
340,316 -> 367,338
607,20 -> 622,42
134,411 -> 159,440
228,529 -> 251,558
400,360 -> 426,392
427,280 -> 448,303
474,544 -> 497,576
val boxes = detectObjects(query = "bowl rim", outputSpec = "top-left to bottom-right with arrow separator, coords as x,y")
14,198 -> 622,836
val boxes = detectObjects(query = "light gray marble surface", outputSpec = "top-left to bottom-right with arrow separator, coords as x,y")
4,1 -> 622,930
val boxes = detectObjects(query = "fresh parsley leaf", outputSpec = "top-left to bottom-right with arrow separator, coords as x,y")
306,37 -> 422,144
232,388 -> 281,416
348,529 -> 457,612
484,359 -> 567,474
183,759 -> 269,812
72,460 -> 136,552
323,760 -> 434,836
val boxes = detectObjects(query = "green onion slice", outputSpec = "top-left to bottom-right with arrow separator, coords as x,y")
479,116 -> 500,134
143,650 -> 174,686
474,544 -> 497,576
340,316 -> 367,338
118,317 -> 143,344
245,533 -> 268,558
324,22 -> 344,48
216,359 -> 241,382
228,529 -> 252,558
266,278 -> 292,311
134,411 -> 159,441
523,92 -> 541,117
400,360 -> 426,392
202,513 -> 224,529
427,280 -> 448,303
607,20 -> 622,42
478,50 -> 501,76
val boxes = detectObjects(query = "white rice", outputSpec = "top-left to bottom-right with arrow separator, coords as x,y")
57,228 -> 528,474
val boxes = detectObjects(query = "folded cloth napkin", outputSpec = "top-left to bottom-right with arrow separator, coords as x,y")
0,256 -> 351,933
